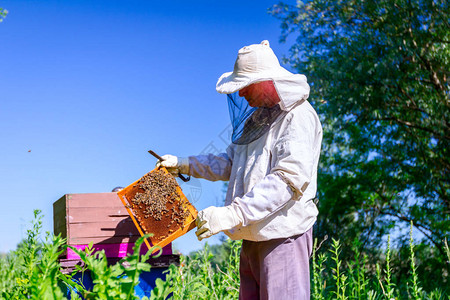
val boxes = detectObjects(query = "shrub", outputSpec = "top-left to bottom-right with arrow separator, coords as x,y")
1,211 -> 448,299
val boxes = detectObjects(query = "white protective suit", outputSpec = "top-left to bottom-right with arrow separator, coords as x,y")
188,74 -> 323,241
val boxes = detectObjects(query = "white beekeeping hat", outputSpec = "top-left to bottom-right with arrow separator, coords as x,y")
216,40 -> 310,112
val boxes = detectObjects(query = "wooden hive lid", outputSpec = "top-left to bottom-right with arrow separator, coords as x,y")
117,167 -> 197,253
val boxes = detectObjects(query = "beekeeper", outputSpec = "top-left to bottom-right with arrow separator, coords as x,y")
158,40 -> 322,300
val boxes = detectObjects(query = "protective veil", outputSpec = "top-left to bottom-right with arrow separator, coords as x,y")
227,92 -> 286,145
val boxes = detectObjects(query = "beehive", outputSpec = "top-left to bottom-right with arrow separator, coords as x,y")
53,192 -> 177,272
117,167 -> 197,252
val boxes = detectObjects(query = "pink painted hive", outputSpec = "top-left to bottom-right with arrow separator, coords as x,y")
53,192 -> 173,260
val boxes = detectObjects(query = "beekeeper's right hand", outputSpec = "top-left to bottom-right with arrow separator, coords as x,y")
156,154 -> 189,176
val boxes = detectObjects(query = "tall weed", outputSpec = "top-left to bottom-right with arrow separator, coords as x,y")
0,210 -> 69,299
150,239 -> 241,300
1,211 -> 448,299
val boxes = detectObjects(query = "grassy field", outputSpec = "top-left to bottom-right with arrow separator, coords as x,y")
0,210 -> 448,299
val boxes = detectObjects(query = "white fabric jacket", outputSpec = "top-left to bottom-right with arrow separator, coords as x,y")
188,76 -> 322,241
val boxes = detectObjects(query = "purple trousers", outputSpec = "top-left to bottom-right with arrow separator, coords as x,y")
239,228 -> 313,300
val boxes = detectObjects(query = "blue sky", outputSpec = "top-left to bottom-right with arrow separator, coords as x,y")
0,0 -> 295,254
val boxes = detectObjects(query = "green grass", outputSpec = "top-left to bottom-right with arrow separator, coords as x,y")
0,210 -> 448,299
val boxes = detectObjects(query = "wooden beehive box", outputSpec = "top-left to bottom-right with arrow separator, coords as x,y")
117,167 -> 198,253
53,192 -> 174,265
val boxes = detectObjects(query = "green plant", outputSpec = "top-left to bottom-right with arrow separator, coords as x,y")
330,238 -> 348,300
384,235 -> 396,299
0,210 -> 70,299
68,235 -> 158,299
408,222 -> 423,299
312,238 -> 327,300
1,210 -> 449,299
347,239 -> 370,299
151,239 -> 241,300
444,238 -> 450,270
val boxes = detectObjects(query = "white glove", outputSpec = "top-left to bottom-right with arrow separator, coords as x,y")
156,154 -> 189,176
195,206 -> 242,241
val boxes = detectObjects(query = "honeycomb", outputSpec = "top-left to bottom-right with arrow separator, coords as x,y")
118,167 -> 197,247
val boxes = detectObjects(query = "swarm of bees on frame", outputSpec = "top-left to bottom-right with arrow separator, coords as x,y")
130,168 -> 190,240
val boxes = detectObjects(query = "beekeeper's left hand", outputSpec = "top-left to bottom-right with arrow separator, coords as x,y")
195,206 -> 242,241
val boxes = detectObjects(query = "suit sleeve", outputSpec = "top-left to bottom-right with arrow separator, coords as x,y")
187,145 -> 235,182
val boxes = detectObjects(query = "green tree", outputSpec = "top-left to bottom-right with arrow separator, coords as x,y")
270,0 -> 449,286
0,8 -> 8,22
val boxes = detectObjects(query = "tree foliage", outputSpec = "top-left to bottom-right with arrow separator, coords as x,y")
0,8 -> 8,22
270,0 -> 449,274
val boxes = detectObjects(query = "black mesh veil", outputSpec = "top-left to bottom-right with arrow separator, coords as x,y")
227,92 -> 286,145
227,92 -> 256,144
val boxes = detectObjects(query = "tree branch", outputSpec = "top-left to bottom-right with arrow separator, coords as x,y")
369,116 -> 449,140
